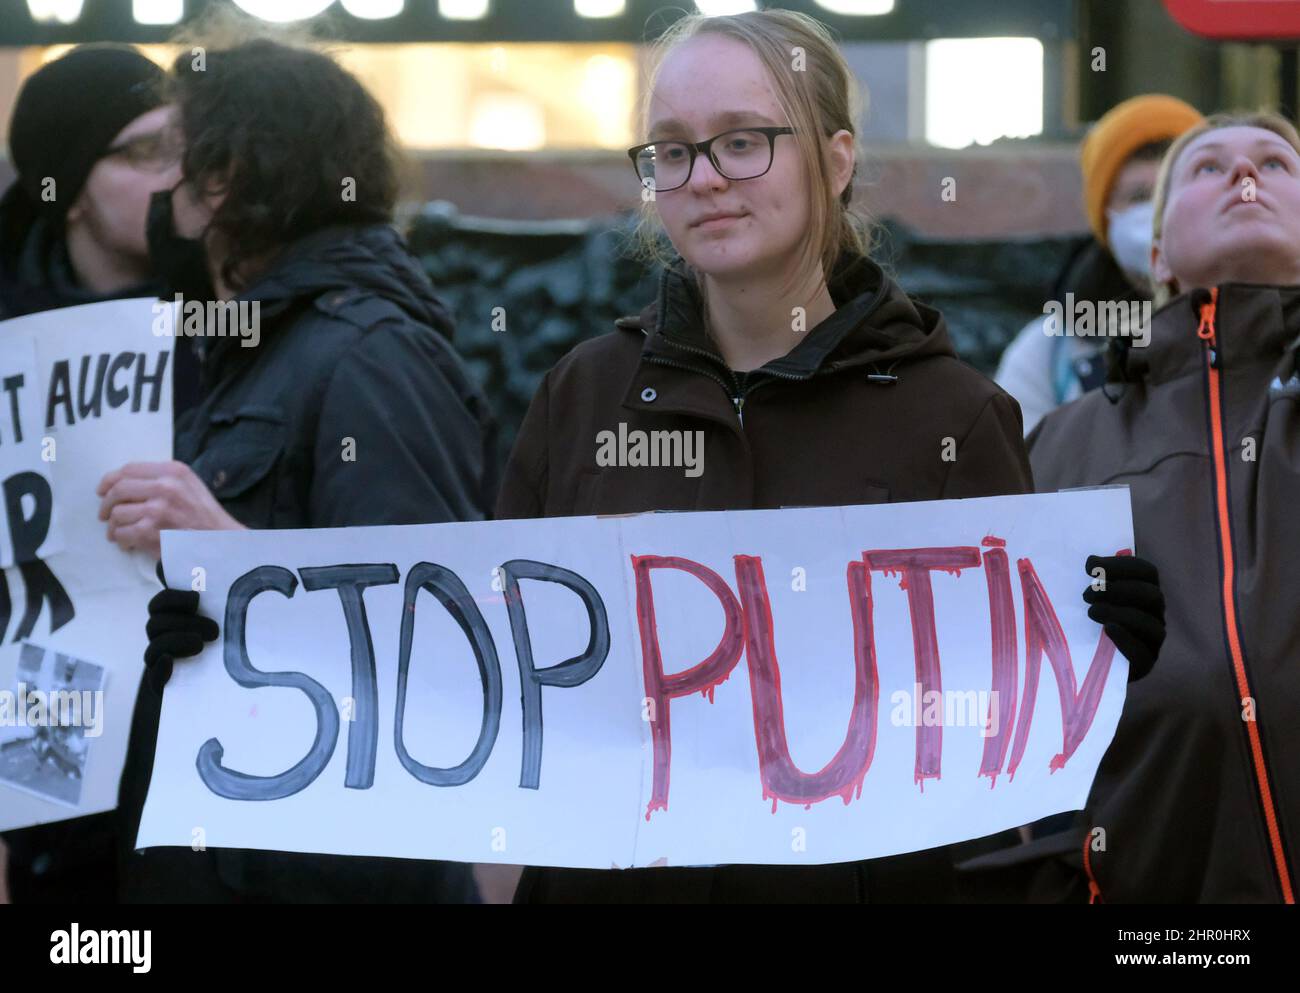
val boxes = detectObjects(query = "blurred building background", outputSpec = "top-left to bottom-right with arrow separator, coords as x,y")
0,0 -> 1294,460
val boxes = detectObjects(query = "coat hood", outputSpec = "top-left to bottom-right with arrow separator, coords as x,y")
1119,282 -> 1300,387
619,253 -> 957,380
238,222 -> 454,340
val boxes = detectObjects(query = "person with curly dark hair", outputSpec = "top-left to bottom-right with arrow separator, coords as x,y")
161,37 -> 400,299
106,20 -> 497,903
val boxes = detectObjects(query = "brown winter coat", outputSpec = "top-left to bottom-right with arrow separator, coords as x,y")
496,254 -> 1034,902
1029,283 -> 1300,903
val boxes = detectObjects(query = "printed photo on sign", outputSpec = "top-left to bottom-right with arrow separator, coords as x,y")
0,641 -> 107,807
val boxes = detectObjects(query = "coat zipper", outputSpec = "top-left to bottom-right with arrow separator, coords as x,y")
1082,833 -> 1102,904
1196,287 -> 1295,904
649,334 -> 823,428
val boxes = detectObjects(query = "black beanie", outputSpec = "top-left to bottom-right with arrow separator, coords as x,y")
7,44 -> 165,220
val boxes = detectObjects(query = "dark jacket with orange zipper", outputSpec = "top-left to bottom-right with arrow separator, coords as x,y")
495,253 -> 1035,902
1029,284 -> 1299,903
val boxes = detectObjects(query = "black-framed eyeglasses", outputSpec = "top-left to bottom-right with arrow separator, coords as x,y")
628,126 -> 795,193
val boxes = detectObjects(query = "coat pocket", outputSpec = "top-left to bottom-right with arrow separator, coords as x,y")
191,404 -> 287,528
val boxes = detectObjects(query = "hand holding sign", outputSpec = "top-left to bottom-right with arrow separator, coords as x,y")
142,585 -> 220,693
1082,554 -> 1165,681
97,459 -> 245,559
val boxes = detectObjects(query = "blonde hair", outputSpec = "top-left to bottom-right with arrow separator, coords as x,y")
631,9 -> 871,287
1151,110 -> 1300,305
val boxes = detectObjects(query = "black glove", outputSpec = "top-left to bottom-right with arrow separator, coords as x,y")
144,568 -> 219,693
1081,554 -> 1165,682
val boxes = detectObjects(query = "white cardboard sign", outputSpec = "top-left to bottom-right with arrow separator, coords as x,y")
140,489 -> 1133,868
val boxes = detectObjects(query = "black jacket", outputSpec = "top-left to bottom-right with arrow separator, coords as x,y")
117,222 -> 497,903
170,223 -> 497,529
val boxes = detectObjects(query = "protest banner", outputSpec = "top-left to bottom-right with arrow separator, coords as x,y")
0,298 -> 172,831
139,488 -> 1133,868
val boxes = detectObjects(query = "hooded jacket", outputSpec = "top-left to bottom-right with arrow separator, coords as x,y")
497,254 -> 1034,902
171,221 -> 498,529
500,254 -> 1030,519
1029,283 -> 1300,903
117,221 -> 497,903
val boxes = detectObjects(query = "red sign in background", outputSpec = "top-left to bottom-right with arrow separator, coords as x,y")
1165,0 -> 1300,39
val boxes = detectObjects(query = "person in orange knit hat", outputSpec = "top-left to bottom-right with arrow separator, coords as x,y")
996,94 -> 1203,433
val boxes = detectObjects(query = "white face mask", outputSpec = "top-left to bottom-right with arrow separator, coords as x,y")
1107,200 -> 1157,286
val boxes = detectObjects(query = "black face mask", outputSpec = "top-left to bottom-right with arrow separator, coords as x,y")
146,184 -> 214,302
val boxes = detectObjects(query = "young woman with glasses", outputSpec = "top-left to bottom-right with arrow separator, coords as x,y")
494,9 -> 1166,903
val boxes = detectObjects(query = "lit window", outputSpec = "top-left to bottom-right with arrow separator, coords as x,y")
575,0 -> 625,16
813,0 -> 894,13
133,0 -> 183,24
695,1 -> 758,15
342,0 -> 405,17
925,38 -> 1043,148
26,0 -> 85,24
18,40 -> 637,154
470,93 -> 546,150
440,0 -> 489,19
335,43 -> 638,151
229,0 -> 333,22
